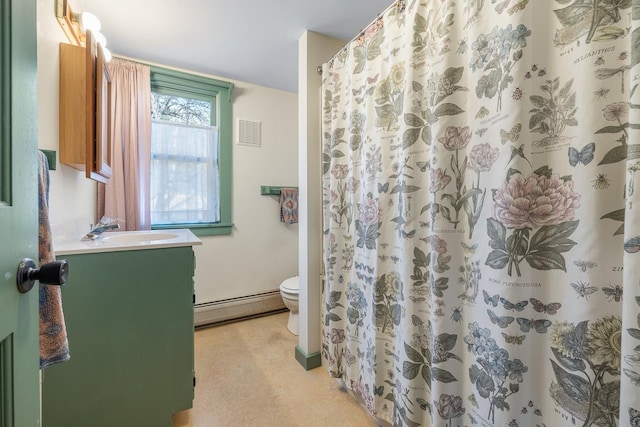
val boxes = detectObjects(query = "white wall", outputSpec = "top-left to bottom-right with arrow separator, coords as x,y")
298,31 -> 345,359
37,1 -> 299,304
193,80 -> 299,303
37,0 -> 97,241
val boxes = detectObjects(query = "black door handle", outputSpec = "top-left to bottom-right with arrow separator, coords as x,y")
16,258 -> 68,293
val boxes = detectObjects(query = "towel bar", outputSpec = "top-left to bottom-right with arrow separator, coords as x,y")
40,149 -> 57,170
260,186 -> 298,196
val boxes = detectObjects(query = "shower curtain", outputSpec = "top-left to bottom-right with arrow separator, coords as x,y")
321,1 -> 640,426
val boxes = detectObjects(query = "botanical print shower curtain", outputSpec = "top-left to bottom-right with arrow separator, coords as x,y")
321,0 -> 640,426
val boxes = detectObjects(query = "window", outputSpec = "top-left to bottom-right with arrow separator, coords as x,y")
150,67 -> 233,235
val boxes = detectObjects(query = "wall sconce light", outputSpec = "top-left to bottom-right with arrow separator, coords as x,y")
102,47 -> 112,62
55,0 -> 110,61
73,11 -> 101,33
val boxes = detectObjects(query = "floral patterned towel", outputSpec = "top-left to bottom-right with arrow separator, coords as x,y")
279,188 -> 298,224
38,151 -> 70,368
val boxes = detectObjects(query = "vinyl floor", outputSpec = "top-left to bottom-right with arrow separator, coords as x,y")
172,312 -> 379,427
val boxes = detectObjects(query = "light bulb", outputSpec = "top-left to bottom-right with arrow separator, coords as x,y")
102,47 -> 112,62
78,12 -> 101,33
93,31 -> 107,48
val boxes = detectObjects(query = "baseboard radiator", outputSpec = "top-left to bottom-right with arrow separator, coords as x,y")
194,290 -> 286,327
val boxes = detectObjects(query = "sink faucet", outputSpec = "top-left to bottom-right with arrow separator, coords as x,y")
82,217 -> 120,240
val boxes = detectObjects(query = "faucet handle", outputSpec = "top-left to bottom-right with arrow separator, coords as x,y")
98,215 -> 114,226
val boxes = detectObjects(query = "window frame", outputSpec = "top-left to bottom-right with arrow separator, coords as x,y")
150,66 -> 234,236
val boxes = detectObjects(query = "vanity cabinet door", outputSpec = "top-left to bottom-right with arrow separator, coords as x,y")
42,247 -> 195,427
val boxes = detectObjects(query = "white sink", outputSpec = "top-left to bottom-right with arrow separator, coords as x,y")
54,229 -> 202,255
103,232 -> 179,244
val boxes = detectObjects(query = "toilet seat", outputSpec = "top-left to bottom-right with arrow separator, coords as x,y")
280,276 -> 299,293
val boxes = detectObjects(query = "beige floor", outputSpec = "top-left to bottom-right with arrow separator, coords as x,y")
172,312 -> 379,427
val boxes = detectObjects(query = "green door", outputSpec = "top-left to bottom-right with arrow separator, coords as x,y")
0,0 -> 40,426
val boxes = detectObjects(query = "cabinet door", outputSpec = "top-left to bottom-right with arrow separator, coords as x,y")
42,248 -> 195,427
85,30 -> 112,183
59,30 -> 112,183
91,43 -> 112,180
59,42 -> 88,170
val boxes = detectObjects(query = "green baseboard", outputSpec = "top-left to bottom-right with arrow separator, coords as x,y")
295,345 -> 321,370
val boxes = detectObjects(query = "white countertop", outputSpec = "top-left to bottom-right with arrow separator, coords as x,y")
54,229 -> 202,255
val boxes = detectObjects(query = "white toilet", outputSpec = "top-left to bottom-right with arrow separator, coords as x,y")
279,276 -> 299,335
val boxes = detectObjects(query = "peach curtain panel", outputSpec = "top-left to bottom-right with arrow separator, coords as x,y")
98,58 -> 151,230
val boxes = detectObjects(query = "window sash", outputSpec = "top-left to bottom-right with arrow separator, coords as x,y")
149,65 -> 234,236
150,120 -> 219,225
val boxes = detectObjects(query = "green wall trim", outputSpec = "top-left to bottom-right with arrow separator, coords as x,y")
295,345 -> 322,371
153,222 -> 233,236
149,65 -> 233,234
39,149 -> 56,170
150,66 -> 234,94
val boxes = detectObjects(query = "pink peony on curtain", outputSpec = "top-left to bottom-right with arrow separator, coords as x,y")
98,58 -> 151,230
321,0 -> 640,426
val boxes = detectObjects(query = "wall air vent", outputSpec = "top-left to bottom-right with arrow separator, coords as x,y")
237,119 -> 262,148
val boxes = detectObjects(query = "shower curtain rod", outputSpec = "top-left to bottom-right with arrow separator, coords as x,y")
317,0 -> 404,75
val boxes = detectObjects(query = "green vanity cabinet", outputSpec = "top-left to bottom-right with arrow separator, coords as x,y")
42,246 -> 195,427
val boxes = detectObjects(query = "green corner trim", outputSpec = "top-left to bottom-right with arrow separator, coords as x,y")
295,345 -> 321,371
40,149 -> 56,170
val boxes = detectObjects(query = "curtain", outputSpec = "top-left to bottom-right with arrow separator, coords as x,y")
98,58 -> 151,230
150,121 -> 219,224
321,1 -> 640,426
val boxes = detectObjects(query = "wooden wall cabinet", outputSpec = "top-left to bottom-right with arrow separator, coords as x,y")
59,30 -> 112,183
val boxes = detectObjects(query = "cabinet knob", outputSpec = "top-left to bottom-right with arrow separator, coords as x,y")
16,258 -> 68,294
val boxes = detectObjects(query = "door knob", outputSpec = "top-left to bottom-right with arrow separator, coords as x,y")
16,258 -> 68,293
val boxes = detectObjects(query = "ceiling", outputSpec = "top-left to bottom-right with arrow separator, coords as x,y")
79,0 -> 394,93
